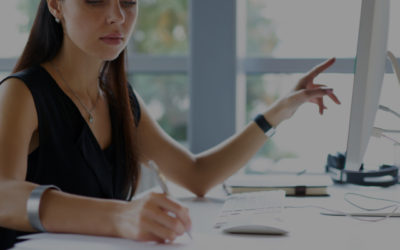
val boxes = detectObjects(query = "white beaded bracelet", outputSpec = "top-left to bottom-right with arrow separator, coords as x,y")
26,185 -> 60,232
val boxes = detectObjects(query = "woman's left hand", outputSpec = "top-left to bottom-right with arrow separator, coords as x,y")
266,57 -> 341,126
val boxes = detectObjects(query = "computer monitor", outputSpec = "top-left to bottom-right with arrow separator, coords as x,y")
345,0 -> 390,171
326,0 -> 398,186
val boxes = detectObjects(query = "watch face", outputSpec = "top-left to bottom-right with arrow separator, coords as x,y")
254,114 -> 275,137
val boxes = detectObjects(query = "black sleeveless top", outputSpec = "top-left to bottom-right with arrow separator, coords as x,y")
0,65 -> 141,248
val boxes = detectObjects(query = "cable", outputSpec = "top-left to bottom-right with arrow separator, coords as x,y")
373,126 -> 400,134
374,52 -> 400,144
343,192 -> 400,210
379,105 -> 400,119
372,127 -> 400,144
378,51 -> 400,123
285,204 -> 398,222
380,134 -> 400,145
285,192 -> 400,222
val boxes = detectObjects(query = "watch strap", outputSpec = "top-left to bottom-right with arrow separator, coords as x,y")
254,114 -> 276,138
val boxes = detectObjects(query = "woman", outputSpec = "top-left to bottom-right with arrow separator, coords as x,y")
0,0 -> 340,247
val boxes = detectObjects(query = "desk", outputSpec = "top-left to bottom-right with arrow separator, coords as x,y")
12,183 -> 400,250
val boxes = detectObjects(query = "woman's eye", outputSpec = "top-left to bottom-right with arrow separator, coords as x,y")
85,0 -> 136,8
86,0 -> 103,4
121,1 -> 137,7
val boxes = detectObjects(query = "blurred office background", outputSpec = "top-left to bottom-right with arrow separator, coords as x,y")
1,1 -> 400,189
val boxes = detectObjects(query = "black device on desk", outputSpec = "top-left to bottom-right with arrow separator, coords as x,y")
324,0 -> 399,187
325,152 -> 398,187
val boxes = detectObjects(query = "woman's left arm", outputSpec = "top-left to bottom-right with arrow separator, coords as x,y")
135,58 -> 340,197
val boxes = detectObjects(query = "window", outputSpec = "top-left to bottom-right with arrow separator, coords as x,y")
0,0 -> 39,58
129,0 -> 189,145
246,73 -> 352,172
245,0 -> 400,173
247,0 -> 360,58
2,0 -> 399,171
130,0 -> 188,55
129,74 -> 189,144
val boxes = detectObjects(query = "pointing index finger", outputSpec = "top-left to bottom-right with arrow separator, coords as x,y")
328,92 -> 341,105
308,57 -> 336,79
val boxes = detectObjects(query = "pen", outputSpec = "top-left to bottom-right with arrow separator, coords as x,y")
147,160 -> 193,240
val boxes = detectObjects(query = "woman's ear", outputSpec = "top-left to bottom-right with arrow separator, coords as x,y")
46,0 -> 62,21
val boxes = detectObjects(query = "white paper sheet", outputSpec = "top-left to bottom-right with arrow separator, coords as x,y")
15,232 -> 254,250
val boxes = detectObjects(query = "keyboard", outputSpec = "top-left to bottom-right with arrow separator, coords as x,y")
214,190 -> 285,228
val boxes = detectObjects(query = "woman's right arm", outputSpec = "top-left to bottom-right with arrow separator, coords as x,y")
0,78 -> 190,242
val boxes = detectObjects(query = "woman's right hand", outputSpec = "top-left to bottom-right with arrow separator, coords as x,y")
113,192 -> 192,243
265,58 -> 341,127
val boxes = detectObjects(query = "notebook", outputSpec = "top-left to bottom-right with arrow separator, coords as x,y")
224,174 -> 333,196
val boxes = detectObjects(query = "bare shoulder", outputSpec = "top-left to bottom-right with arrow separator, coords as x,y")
0,77 -> 38,180
0,77 -> 38,131
1,77 -> 31,94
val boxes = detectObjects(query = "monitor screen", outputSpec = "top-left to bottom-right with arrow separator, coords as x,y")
345,0 -> 390,171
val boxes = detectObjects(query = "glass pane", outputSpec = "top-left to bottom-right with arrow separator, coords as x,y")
246,0 -> 361,58
388,1 -> 400,57
0,72 -> 10,80
0,0 -> 188,58
246,73 -> 352,173
129,74 -> 189,145
247,73 -> 400,173
0,0 -> 40,58
130,0 -> 189,55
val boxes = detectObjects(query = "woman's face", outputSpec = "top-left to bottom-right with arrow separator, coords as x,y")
55,0 -> 138,61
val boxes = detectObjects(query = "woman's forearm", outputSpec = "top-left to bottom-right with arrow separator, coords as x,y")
0,180 -> 126,237
192,105 -> 283,195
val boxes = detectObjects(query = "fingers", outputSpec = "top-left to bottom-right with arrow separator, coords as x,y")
296,59 -> 335,90
299,87 -> 333,100
313,83 -> 327,88
317,97 -> 324,115
142,217 -> 177,242
312,84 -> 340,104
296,57 -> 336,86
144,203 -> 186,236
297,88 -> 337,115
135,193 -> 191,243
153,194 -> 192,232
307,57 -> 336,80
327,92 -> 341,105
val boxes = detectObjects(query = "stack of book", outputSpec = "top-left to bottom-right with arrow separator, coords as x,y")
224,174 -> 333,196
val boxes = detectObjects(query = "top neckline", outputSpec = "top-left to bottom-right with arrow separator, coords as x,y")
36,64 -> 112,153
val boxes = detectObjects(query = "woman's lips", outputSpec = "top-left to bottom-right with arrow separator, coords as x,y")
100,35 -> 124,45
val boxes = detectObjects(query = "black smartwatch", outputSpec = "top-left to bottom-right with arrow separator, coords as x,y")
254,114 -> 276,138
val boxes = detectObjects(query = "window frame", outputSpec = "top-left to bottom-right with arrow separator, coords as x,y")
1,57 -> 396,74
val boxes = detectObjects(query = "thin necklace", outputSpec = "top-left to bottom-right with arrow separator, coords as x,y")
51,63 -> 101,123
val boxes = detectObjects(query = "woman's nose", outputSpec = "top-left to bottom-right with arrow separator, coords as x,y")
107,1 -> 125,24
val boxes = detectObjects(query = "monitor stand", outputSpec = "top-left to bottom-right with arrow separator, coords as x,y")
325,152 -> 398,187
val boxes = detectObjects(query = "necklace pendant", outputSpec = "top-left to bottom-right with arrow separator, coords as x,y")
89,114 -> 94,123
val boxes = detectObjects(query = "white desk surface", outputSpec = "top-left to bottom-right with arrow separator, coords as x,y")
13,181 -> 400,250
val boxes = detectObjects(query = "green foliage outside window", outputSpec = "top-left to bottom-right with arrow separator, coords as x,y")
17,0 -> 40,33
130,74 -> 189,143
131,0 -> 188,55
247,75 -> 298,162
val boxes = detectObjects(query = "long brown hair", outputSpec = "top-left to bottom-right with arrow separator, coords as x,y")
14,0 -> 140,199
